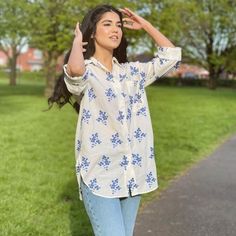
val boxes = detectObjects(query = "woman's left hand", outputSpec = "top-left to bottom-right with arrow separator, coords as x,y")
119,8 -> 149,30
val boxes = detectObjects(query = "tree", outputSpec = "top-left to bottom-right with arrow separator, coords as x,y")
29,0 -> 136,97
157,0 -> 236,89
28,0 -> 79,97
0,0 -> 31,86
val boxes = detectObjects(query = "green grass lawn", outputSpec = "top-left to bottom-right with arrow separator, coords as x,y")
1,77 -> 236,236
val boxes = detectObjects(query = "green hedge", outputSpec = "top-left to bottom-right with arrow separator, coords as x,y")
156,76 -> 236,88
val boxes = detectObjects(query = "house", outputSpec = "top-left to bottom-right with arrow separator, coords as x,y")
1,48 -> 210,78
0,48 -> 43,72
169,63 -> 209,79
0,51 -> 8,67
132,53 -> 209,79
17,48 -> 43,71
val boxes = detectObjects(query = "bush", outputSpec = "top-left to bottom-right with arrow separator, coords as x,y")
155,76 -> 236,88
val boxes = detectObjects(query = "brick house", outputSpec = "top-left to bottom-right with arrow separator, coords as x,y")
0,48 -> 43,71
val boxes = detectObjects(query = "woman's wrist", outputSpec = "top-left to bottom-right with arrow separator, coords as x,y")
73,37 -> 83,47
142,21 -> 153,32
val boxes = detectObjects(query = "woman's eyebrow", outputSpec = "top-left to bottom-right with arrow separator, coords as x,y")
101,19 -> 122,24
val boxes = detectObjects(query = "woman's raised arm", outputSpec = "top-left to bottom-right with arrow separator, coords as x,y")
67,22 -> 88,77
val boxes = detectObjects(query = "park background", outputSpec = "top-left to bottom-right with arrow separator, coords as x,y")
0,0 -> 236,235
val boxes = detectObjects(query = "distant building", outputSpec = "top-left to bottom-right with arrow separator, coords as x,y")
17,48 -> 43,71
169,63 -> 209,79
0,51 -> 8,66
1,48 -> 210,79
0,48 -> 43,71
132,53 -> 209,79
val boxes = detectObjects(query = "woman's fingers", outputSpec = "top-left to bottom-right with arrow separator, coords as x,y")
82,42 -> 88,52
119,8 -> 132,17
122,8 -> 136,18
74,22 -> 81,35
123,18 -> 134,26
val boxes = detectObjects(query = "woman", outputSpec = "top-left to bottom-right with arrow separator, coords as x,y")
49,4 -> 181,236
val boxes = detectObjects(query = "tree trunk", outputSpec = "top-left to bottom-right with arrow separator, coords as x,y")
44,52 -> 59,98
208,76 -> 216,89
208,63 -> 219,90
9,47 -> 18,86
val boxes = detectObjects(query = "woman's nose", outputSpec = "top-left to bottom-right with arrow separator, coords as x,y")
112,25 -> 119,32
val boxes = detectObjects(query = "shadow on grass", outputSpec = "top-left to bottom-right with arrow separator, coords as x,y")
0,84 -> 46,115
0,84 -> 44,97
60,179 -> 94,236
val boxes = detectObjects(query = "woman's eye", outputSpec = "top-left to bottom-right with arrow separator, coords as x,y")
104,24 -> 111,26
117,25 -> 122,28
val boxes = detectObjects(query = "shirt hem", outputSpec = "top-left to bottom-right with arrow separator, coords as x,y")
78,173 -> 159,201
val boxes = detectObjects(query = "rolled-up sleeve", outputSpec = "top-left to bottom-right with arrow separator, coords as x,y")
138,47 -> 182,87
63,64 -> 90,96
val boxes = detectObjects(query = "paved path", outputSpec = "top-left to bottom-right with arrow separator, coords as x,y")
134,134 -> 236,236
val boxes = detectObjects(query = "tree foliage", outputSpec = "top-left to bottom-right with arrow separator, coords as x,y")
157,0 -> 236,88
29,0 -> 135,96
0,0 -> 31,85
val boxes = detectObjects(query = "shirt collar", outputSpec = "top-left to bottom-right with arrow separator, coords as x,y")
85,56 -> 122,69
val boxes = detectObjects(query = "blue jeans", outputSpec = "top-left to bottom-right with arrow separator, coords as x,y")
80,177 -> 141,236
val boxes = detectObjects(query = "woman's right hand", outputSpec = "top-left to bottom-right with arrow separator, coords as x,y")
74,22 -> 88,52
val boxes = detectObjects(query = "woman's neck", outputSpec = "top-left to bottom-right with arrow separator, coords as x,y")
93,48 -> 113,72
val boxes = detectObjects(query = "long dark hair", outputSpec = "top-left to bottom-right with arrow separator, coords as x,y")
48,5 -> 128,113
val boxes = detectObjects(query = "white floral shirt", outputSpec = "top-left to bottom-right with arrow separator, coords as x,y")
64,46 -> 181,201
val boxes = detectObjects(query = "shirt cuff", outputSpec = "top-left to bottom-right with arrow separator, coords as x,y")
63,64 -> 88,81
155,47 -> 182,61
63,64 -> 72,78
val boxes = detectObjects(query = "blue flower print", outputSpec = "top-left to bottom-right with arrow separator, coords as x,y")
132,153 -> 142,167
134,128 -> 146,142
89,71 -> 96,77
133,93 -> 142,104
120,155 -> 129,170
174,61 -> 181,69
146,171 -> 156,188
82,70 -> 89,81
126,108 -> 132,121
80,156 -> 90,172
106,72 -> 114,82
133,80 -> 139,87
96,110 -> 108,125
140,71 -> 146,79
82,108 -> 91,124
88,88 -> 96,102
159,58 -> 169,65
129,96 -> 134,106
139,72 -> 146,91
149,147 -> 155,159
121,92 -> 126,98
127,134 -> 131,143
90,132 -> 102,148
136,106 -> 147,117
119,73 -> 126,82
105,88 -> 116,102
98,155 -> 111,170
88,178 -> 101,191
110,178 -> 121,194
77,140 -> 81,152
130,66 -> 139,76
110,132 -> 123,148
117,111 -> 125,124
76,164 -> 80,174
127,178 -> 139,191
158,47 -> 165,52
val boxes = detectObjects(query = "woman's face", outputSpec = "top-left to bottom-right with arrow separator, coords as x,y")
93,11 -> 123,53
